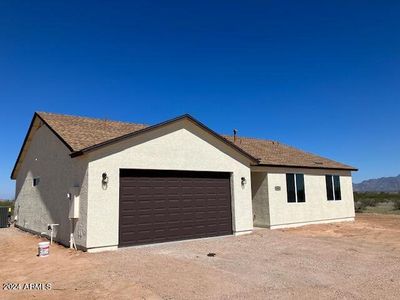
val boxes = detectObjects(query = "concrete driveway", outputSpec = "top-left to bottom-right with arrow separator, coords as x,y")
1,214 -> 400,299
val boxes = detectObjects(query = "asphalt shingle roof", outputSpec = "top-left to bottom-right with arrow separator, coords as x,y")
37,112 -> 147,151
223,135 -> 356,170
37,112 -> 356,170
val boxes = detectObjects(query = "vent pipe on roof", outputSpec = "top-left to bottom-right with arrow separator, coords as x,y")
233,129 -> 238,143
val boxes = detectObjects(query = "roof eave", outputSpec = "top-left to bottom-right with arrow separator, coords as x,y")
10,113 -> 38,180
10,112 -> 75,180
36,112 -> 75,152
252,163 -> 358,172
70,114 -> 259,163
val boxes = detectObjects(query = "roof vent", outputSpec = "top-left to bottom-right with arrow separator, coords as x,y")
233,129 -> 238,143
314,161 -> 323,165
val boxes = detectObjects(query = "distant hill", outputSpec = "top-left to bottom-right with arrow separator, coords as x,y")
354,175 -> 400,193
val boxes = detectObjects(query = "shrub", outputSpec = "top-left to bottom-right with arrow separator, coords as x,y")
393,199 -> 400,210
365,198 -> 378,207
354,192 -> 400,213
354,201 -> 367,212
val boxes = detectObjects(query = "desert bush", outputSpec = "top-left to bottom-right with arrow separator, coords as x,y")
353,192 -> 400,212
365,198 -> 377,207
353,197 -> 378,209
354,201 -> 367,212
393,199 -> 400,210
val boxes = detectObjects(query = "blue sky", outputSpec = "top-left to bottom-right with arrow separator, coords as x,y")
0,1 -> 399,199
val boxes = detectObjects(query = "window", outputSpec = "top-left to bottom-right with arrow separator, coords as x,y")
33,177 -> 40,187
286,173 -> 305,203
334,175 -> 341,200
326,175 -> 341,201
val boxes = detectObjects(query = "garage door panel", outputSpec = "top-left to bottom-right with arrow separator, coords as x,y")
119,170 -> 233,247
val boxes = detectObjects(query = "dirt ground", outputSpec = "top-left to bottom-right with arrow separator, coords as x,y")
1,213 -> 400,300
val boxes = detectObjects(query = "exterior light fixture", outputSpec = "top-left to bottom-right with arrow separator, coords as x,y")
102,173 -> 109,185
241,177 -> 247,186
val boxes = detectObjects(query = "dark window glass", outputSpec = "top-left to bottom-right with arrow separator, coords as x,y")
334,175 -> 341,200
286,174 -> 296,203
296,174 -> 305,202
33,177 -> 40,187
326,175 -> 334,200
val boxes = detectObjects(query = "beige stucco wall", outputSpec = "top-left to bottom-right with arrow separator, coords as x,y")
86,119 -> 253,250
14,122 -> 88,248
251,167 -> 355,228
251,172 -> 270,227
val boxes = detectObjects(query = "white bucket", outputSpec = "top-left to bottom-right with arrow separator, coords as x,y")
38,241 -> 50,257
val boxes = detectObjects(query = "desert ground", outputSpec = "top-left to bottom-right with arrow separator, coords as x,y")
1,213 -> 400,299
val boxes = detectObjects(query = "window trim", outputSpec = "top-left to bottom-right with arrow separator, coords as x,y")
326,175 -> 341,201
286,173 -> 306,203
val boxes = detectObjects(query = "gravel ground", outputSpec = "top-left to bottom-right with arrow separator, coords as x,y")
1,213 -> 400,299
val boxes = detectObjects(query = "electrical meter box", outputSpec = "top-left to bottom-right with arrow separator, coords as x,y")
68,186 -> 80,219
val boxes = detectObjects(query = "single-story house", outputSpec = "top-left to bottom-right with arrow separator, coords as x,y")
11,112 -> 357,252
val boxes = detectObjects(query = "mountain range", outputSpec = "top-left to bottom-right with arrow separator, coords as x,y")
353,175 -> 400,193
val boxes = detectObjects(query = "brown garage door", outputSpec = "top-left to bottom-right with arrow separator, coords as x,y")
119,169 -> 233,247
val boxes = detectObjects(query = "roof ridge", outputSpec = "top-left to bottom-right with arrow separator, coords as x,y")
224,134 -> 296,148
224,135 -> 276,143
36,111 -> 149,127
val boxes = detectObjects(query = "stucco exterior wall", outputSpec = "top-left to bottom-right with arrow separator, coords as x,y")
86,119 -> 253,250
251,172 -> 270,227
251,167 -> 355,228
14,123 -> 88,248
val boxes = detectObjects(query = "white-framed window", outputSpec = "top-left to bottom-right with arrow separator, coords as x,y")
32,177 -> 40,187
286,173 -> 305,203
326,175 -> 341,201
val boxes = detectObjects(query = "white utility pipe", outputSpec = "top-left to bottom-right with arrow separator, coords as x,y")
47,223 -> 59,244
69,232 -> 77,250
